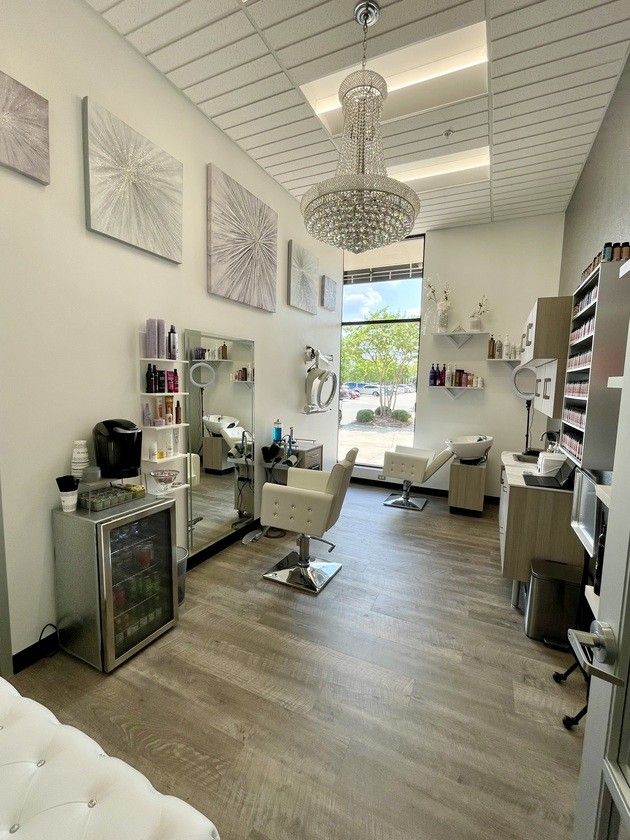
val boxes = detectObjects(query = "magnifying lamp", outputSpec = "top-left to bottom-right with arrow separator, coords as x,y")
511,364 -> 538,455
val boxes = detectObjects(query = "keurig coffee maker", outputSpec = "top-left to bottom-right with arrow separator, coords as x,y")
93,419 -> 142,479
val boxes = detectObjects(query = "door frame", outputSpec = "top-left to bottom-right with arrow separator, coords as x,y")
0,474 -> 14,677
573,328 -> 630,838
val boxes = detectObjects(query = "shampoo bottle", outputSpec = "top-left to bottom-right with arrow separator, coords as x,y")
167,325 -> 178,360
145,364 -> 154,393
273,419 -> 282,442
429,364 -> 436,386
175,401 -> 182,425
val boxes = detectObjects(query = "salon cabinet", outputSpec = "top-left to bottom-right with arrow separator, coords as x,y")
264,443 -> 323,485
499,457 -> 582,583
520,296 -> 572,367
532,359 -> 563,419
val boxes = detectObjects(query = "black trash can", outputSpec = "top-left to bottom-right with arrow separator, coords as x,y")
524,559 -> 582,644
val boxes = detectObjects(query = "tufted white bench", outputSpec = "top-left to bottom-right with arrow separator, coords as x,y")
0,677 -> 219,839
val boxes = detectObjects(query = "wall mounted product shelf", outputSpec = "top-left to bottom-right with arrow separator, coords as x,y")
429,385 -> 484,401
486,358 -> 520,366
143,454 -> 187,464
140,392 -> 189,397
432,331 -> 488,349
140,358 -> 188,364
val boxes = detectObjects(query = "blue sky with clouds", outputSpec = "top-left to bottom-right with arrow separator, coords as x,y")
342,277 -> 422,321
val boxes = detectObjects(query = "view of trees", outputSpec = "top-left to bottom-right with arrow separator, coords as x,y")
341,307 -> 419,414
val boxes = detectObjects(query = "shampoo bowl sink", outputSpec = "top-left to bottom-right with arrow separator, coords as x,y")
446,435 -> 494,461
203,414 -> 239,435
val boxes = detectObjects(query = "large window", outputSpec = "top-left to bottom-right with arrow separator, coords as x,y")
339,237 -> 424,467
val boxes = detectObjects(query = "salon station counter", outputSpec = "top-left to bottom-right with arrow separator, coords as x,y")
499,451 -> 583,604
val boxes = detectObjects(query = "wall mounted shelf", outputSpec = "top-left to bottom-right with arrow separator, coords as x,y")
140,358 -> 188,364
141,423 -> 189,430
432,330 -> 488,349
486,358 -> 520,366
140,392 -> 189,397
428,385 -> 484,401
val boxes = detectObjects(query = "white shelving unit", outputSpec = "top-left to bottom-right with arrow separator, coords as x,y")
486,358 -> 519,366
140,392 -> 189,397
140,358 -> 188,365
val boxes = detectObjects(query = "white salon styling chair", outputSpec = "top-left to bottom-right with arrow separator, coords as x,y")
246,448 -> 358,594
0,677 -> 218,840
382,445 -> 453,511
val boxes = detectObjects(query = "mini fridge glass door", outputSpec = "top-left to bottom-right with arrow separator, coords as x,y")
98,498 -> 177,671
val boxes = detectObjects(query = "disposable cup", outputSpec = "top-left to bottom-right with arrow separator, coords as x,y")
60,490 -> 78,513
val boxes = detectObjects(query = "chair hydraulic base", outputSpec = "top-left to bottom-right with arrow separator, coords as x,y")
383,481 -> 428,511
262,535 -> 341,594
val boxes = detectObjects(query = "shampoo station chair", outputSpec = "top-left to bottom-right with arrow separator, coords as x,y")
382,445 -> 453,511
245,448 -> 358,594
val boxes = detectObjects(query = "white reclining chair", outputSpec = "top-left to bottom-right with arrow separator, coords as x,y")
382,445 -> 453,511
245,448 -> 358,594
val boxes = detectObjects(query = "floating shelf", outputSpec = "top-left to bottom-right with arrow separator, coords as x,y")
566,364 -> 591,374
140,392 -> 189,397
141,423 -> 189,430
564,394 -> 588,402
202,358 -> 234,363
608,376 -> 623,389
429,385 -> 484,401
432,330 -> 488,349
140,358 -> 188,364
486,358 -> 520,365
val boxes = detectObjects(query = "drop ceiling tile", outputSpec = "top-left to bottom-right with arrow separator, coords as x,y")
492,61 -> 621,107
147,12 -> 254,73
245,0 -> 323,29
493,85 -> 614,122
199,73 -> 293,115
104,1 -> 185,34
265,146 -> 338,172
238,117 -> 326,150
127,0 -> 239,54
183,54 -> 283,102
166,34 -> 269,87
252,130 -> 333,161
225,103 -> 315,141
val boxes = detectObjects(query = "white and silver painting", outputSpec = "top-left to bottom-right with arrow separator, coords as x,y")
207,165 -> 277,312
0,70 -> 49,184
82,98 -> 183,263
288,240 -> 318,315
321,275 -> 337,311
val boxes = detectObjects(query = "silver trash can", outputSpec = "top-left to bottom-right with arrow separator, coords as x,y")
174,546 -> 188,605
524,559 -> 581,644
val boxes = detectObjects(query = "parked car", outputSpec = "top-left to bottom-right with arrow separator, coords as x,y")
339,386 -> 359,400
397,384 -> 416,394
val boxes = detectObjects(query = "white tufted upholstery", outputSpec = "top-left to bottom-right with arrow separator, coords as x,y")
0,677 -> 219,840
260,449 -> 358,537
383,445 -> 453,485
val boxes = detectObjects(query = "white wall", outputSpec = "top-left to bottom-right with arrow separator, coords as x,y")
416,215 -> 566,495
559,55 -> 630,296
0,0 -> 342,655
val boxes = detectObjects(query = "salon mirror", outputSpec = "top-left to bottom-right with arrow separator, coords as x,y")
184,330 -> 255,556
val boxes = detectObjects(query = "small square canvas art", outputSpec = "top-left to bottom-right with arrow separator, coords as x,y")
207,165 -> 277,311
0,70 -> 49,184
82,98 -> 183,263
321,275 -> 337,311
288,240 -> 318,315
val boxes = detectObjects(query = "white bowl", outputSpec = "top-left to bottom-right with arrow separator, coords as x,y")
203,414 -> 239,435
446,435 -> 494,461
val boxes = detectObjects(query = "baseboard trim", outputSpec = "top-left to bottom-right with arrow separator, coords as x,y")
187,518 -> 261,569
13,631 -> 59,674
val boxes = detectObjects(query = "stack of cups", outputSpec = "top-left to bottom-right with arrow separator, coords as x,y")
71,440 -> 89,478
56,475 -> 80,512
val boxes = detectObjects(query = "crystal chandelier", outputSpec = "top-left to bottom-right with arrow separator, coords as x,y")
301,1 -> 420,254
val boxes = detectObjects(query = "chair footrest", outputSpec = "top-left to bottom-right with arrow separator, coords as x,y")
383,493 -> 428,511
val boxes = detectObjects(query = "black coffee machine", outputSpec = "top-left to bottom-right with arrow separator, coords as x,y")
93,419 -> 142,479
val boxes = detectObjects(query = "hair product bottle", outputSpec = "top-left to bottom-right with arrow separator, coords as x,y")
175,401 -> 182,425
167,325 -> 178,360
145,364 -> 154,393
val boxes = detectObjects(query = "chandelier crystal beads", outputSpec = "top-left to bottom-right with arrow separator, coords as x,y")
301,4 -> 420,253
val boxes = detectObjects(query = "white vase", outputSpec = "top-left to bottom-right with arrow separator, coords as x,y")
437,302 -> 450,333
469,316 -> 482,332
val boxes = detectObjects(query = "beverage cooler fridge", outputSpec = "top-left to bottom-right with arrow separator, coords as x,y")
53,496 -> 177,672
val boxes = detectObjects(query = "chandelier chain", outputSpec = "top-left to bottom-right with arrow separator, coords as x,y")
362,22 -> 368,70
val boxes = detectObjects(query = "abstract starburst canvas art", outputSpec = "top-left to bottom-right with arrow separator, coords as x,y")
207,165 -> 278,311
288,241 -> 318,315
82,98 -> 183,262
0,71 -> 49,184
321,275 -> 337,311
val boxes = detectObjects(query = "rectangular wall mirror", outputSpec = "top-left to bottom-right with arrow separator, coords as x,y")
184,330 -> 255,556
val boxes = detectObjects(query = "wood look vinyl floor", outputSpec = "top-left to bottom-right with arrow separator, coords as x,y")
13,485 -> 584,840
